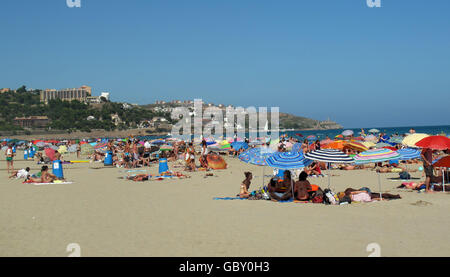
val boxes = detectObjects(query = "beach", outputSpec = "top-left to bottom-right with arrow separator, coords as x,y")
1,151 -> 450,257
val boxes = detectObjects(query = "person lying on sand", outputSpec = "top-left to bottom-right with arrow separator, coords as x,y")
239,172 -> 252,198
127,174 -> 150,181
9,167 -> 31,179
344,188 -> 401,201
29,165 -> 59,183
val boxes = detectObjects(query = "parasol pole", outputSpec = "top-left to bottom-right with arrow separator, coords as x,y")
327,162 -> 331,189
443,168 -> 445,192
378,172 -> 382,200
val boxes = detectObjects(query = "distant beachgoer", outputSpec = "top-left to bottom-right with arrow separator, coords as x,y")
29,165 -> 58,183
5,145 -> 14,174
239,172 -> 253,198
421,148 -> 434,192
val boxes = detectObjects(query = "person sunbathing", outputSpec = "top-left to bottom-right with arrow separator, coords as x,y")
344,188 -> 401,201
127,174 -> 150,181
29,166 -> 58,183
294,171 -> 312,201
239,172 -> 253,198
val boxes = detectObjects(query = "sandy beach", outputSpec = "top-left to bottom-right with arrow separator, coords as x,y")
1,151 -> 449,257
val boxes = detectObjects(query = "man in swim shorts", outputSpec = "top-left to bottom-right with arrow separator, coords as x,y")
421,148 -> 434,193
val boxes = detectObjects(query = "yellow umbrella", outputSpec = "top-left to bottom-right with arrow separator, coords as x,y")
402,133 -> 430,147
360,141 -> 376,148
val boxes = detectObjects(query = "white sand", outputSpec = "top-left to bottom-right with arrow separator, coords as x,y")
1,151 -> 449,257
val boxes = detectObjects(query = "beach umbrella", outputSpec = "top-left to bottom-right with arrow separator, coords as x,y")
376,142 -> 391,148
342,130 -> 354,137
160,145 -> 174,151
231,141 -> 249,151
266,152 -> 312,170
402,133 -> 430,148
323,140 -> 345,150
360,141 -> 376,149
320,138 -> 334,146
239,147 -> 277,186
67,144 -> 78,153
266,152 -> 313,199
239,147 -> 276,166
291,143 -> 302,153
389,136 -> 404,144
36,141 -> 46,147
352,136 -> 365,141
415,136 -> 450,151
344,141 -> 369,152
305,149 -> 354,188
94,142 -> 108,153
49,145 -> 59,151
397,148 -> 421,161
206,153 -> 227,170
369,129 -> 380,133
433,156 -> 450,191
81,143 -> 94,155
307,135 -> 317,141
364,135 -> 378,142
354,149 -> 401,199
151,140 -> 166,145
45,148 -> 56,161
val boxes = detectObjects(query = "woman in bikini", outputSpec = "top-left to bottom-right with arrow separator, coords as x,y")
239,172 -> 253,198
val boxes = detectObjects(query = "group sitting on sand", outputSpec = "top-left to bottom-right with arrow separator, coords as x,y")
238,169 -> 401,204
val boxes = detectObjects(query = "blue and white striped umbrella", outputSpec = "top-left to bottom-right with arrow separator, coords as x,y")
397,148 -> 421,161
231,141 -> 249,151
239,147 -> 276,166
304,149 -> 354,164
266,152 -> 312,170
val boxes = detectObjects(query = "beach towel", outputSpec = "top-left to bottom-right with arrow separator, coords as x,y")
213,197 -> 247,200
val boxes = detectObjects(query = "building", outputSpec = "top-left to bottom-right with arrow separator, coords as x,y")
0,88 -> 11,93
40,85 -> 92,103
14,116 -> 50,128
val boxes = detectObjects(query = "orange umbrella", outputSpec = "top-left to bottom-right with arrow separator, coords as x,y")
206,154 -> 228,170
323,140 -> 346,150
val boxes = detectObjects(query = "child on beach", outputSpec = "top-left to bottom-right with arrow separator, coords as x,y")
239,172 -> 253,198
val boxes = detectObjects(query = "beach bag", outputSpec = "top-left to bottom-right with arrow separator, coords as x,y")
311,195 -> 323,204
323,189 -> 338,205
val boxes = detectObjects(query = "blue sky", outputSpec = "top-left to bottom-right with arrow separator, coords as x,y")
1,0 -> 449,128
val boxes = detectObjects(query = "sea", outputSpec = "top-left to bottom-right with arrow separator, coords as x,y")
142,125 -> 450,140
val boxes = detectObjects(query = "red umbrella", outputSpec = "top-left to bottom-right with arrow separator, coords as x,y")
383,146 -> 398,151
415,136 -> 450,150
296,133 -> 304,137
434,156 -> 450,168
45,148 -> 56,161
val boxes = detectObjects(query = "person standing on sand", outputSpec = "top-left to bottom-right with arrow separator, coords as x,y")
5,145 -> 14,174
421,148 -> 434,193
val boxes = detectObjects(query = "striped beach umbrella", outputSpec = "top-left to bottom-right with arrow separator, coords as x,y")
305,149 -> 354,164
345,141 -> 369,152
354,148 -> 400,165
354,149 -> 401,200
364,135 -> 378,142
231,141 -> 249,151
397,148 -> 421,161
305,149 -> 354,188
94,142 -> 108,153
266,152 -> 312,170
